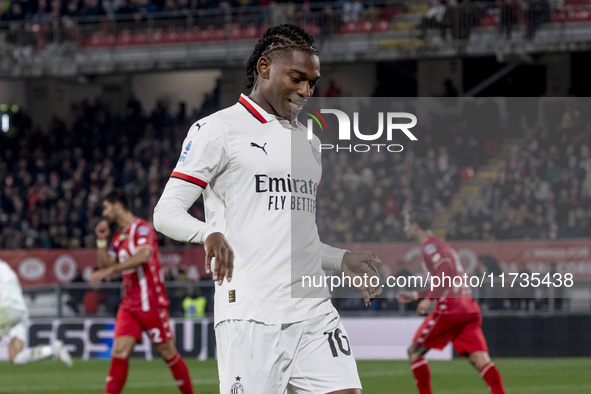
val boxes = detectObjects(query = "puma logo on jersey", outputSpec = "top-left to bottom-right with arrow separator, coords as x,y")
251,142 -> 268,155
195,122 -> 205,130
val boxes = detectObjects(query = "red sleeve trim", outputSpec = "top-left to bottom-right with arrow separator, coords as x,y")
170,172 -> 208,188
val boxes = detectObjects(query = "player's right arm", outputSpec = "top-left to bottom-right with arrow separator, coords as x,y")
397,290 -> 419,303
153,118 -> 233,285
154,179 -> 234,285
95,219 -> 116,269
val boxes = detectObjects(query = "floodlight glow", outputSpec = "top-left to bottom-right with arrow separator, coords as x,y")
2,114 -> 9,133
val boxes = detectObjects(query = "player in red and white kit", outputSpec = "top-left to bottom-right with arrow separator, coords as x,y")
397,207 -> 506,394
88,191 -> 193,394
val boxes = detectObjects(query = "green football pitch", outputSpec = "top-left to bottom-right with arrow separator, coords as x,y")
0,358 -> 589,393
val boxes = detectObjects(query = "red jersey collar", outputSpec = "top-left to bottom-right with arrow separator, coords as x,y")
238,94 -> 276,124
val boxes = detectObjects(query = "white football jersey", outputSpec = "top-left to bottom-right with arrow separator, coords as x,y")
170,95 -> 333,325
0,260 -> 28,314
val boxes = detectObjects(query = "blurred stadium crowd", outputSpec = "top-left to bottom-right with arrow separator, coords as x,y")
1,89 -> 591,250
317,97 -> 591,243
446,131 -> 591,242
0,0 -> 461,23
0,0 -> 563,46
0,0 -> 397,24
0,92 -> 217,249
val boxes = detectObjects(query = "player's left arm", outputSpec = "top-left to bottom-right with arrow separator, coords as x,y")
416,298 -> 433,316
321,244 -> 382,307
88,247 -> 151,285
399,250 -> 453,315
396,291 -> 433,316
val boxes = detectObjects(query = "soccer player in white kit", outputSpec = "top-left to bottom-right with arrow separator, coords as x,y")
154,24 -> 381,393
0,259 -> 72,367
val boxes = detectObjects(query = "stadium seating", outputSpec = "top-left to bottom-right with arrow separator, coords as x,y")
5,0 -> 591,53
3,96 -> 590,248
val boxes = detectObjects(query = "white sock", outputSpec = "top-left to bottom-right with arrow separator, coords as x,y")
12,345 -> 54,365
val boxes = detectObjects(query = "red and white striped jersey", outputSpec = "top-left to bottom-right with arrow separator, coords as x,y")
109,217 -> 169,311
421,235 -> 477,311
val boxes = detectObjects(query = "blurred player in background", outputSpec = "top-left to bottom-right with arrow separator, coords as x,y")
397,207 -> 506,394
154,24 -> 381,393
88,191 -> 193,394
0,259 -> 72,367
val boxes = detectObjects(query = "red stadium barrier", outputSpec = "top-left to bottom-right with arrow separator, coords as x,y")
344,240 -> 591,283
2,239 -> 591,287
0,248 -> 206,287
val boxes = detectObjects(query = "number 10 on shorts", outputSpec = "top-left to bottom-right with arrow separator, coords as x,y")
324,328 -> 352,357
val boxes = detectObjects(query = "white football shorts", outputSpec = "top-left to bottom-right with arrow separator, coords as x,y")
0,306 -> 27,342
215,308 -> 362,394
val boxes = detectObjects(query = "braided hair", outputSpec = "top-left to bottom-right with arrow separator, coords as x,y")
246,24 -> 319,89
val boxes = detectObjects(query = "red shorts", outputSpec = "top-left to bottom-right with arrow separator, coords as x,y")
114,306 -> 174,344
413,307 -> 488,357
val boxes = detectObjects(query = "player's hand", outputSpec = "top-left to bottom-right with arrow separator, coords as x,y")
341,252 -> 382,308
416,298 -> 432,316
397,290 -> 419,304
204,232 -> 234,286
95,219 -> 111,240
87,267 -> 114,286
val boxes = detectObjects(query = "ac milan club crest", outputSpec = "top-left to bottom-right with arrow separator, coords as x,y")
230,376 -> 244,394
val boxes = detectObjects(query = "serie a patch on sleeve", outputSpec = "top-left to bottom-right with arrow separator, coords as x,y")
137,226 -> 150,236
424,243 -> 437,255
229,290 -> 236,303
